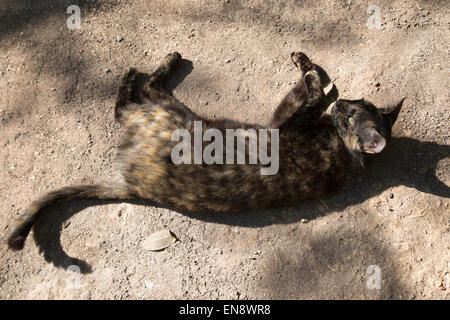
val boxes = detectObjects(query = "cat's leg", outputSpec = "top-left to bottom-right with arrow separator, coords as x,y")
142,52 -> 199,121
121,52 -> 182,105
291,51 -> 314,77
116,52 -> 181,104
115,52 -> 196,124
270,52 -> 325,129
291,51 -> 323,106
115,67 -> 141,124
145,52 -> 182,92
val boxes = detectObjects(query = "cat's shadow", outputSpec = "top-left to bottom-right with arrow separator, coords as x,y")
30,59 -> 449,273
182,136 -> 450,225
32,136 -> 449,273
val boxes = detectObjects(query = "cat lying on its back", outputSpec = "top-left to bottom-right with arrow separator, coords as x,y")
7,51 -> 404,252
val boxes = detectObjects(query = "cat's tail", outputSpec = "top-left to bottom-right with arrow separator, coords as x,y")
7,184 -> 133,251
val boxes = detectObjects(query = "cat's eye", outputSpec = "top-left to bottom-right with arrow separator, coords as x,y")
347,110 -> 356,125
348,117 -> 355,125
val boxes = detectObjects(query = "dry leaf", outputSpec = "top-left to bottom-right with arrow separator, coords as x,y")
142,229 -> 176,251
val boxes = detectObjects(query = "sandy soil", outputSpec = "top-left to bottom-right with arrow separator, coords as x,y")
0,0 -> 449,299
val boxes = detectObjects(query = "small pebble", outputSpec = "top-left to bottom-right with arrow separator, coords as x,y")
300,218 -> 309,223
389,193 -> 394,199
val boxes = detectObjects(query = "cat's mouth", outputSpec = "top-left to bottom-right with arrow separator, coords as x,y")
362,136 -> 386,154
360,126 -> 387,154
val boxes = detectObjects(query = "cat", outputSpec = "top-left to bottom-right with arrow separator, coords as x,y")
7,51 -> 404,251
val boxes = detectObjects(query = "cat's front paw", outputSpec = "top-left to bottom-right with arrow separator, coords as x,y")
291,52 -> 314,73
162,52 -> 182,67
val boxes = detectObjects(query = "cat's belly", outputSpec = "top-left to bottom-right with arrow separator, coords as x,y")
123,158 -> 344,213
118,105 -> 348,213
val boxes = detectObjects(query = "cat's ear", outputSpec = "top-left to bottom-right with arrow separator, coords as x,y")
380,98 -> 405,126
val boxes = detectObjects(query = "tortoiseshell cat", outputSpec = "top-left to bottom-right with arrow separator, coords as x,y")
7,52 -> 404,251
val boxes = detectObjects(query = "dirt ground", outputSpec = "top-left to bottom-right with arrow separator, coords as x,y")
0,0 -> 449,300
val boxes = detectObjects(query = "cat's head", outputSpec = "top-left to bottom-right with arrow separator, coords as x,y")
331,98 -> 404,156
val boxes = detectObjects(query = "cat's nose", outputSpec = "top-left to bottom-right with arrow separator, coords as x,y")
361,127 -> 387,154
